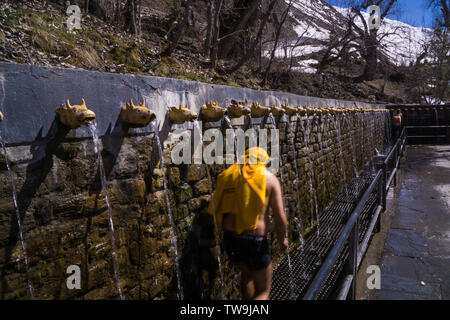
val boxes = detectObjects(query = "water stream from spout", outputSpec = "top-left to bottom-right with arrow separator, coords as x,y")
268,113 -> 296,299
317,114 -> 328,195
297,114 -> 320,255
386,111 -> 393,148
88,122 -> 124,300
0,135 -> 35,298
434,108 -> 439,126
344,113 -> 359,179
152,120 -> 184,300
223,115 -> 238,164
331,114 -> 348,198
193,120 -> 224,300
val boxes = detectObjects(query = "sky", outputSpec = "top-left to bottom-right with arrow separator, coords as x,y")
324,0 -> 437,28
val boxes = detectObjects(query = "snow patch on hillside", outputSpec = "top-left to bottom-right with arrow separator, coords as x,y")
276,0 -> 431,67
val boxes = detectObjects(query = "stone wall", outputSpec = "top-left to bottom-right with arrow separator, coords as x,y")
0,109 -> 387,300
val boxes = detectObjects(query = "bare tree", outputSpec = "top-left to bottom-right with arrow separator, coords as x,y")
166,0 -> 195,56
128,0 -> 138,35
344,0 -> 398,80
204,0 -> 214,56
219,0 -> 260,59
429,0 -> 450,28
227,0 -> 278,73
263,0 -> 294,83
210,0 -> 224,68
315,20 -> 358,74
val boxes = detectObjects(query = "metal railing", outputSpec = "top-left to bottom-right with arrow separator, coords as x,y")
405,125 -> 450,143
303,128 -> 407,300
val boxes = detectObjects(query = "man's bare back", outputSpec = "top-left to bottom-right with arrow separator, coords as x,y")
222,171 -> 287,246
221,170 -> 288,300
393,114 -> 402,126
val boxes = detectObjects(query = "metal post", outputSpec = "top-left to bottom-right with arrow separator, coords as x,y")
382,161 -> 387,210
375,155 -> 387,211
375,176 -> 383,233
347,220 -> 358,300
393,145 -> 398,187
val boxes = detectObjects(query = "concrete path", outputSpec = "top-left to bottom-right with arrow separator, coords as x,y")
376,145 -> 450,300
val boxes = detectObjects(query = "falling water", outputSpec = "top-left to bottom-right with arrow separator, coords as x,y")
331,114 -> 348,197
317,114 -> 328,194
281,113 -> 305,248
358,113 -> 365,165
88,123 -> 124,300
344,113 -> 359,179
268,113 -> 296,299
151,121 -> 184,300
297,114 -> 319,239
193,120 -> 224,300
434,108 -> 439,126
385,111 -> 393,148
0,136 -> 35,298
223,115 -> 238,164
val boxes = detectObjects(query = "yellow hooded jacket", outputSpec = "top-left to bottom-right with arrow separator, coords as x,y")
207,147 -> 269,234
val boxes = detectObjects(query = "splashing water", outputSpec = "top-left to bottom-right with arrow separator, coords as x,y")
152,121 -> 184,300
193,120 -> 224,300
223,115 -> 238,164
282,114 -> 306,246
331,114 -> 348,197
88,123 -> 124,300
317,114 -> 328,195
268,113 -> 295,299
0,135 -> 34,298
343,113 -> 359,179
297,114 -> 319,241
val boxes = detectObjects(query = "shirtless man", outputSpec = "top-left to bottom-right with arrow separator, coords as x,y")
208,147 -> 288,300
392,110 -> 402,140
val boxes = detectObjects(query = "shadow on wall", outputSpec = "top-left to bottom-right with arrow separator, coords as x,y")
1,119 -> 70,299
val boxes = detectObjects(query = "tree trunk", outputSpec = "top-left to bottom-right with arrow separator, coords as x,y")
204,0 -> 213,56
167,0 -> 194,56
362,31 -> 378,80
228,0 -> 278,74
263,1 -> 293,83
128,0 -> 138,35
219,0 -> 260,59
210,0 -> 223,68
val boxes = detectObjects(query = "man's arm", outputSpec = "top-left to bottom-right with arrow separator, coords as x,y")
268,173 -> 288,251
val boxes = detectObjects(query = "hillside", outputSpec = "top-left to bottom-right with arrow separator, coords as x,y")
0,0 -> 435,103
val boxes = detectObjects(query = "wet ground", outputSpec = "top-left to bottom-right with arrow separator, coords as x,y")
357,145 -> 450,300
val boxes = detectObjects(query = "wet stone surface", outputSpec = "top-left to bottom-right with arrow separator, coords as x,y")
376,145 -> 450,300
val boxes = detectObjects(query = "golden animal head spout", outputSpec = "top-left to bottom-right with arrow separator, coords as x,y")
121,99 -> 155,126
250,102 -> 271,118
270,105 -> 285,117
0,112 -> 3,122
200,101 -> 226,122
306,107 -> 318,115
227,100 -> 251,118
169,104 -> 198,124
282,104 -> 298,116
56,99 -> 96,129
315,107 -> 328,115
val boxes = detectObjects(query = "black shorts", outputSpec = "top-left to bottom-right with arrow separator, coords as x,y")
223,231 -> 271,271
393,125 -> 401,134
